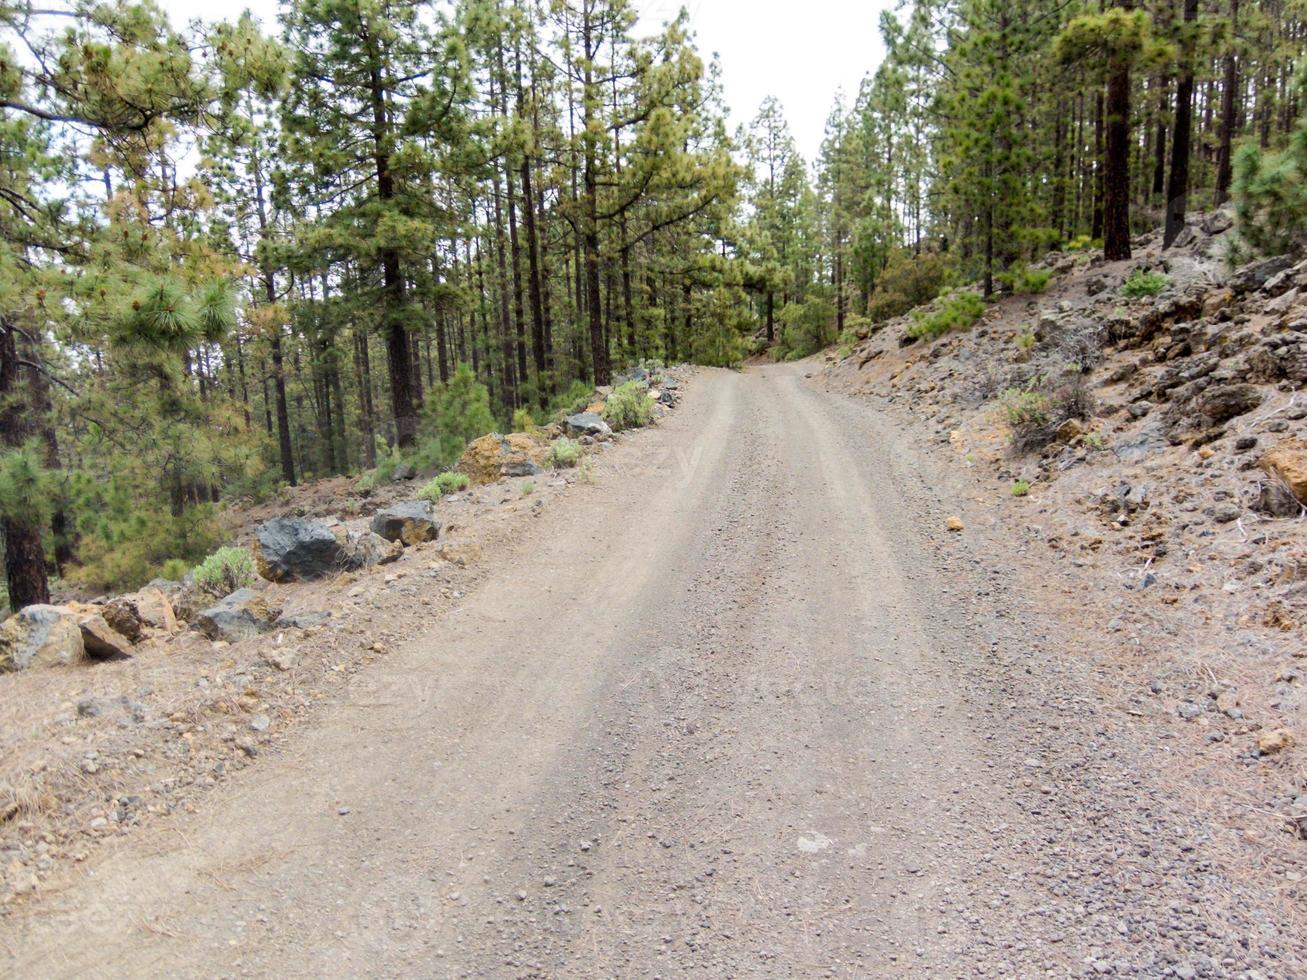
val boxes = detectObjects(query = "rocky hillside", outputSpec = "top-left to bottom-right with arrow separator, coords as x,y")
821,210 -> 1306,875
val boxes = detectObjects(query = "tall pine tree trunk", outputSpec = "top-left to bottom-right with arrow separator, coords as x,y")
0,319 -> 50,611
521,153 -> 547,395
369,64 -> 418,448
1164,0 -> 1199,248
1214,0 -> 1240,204
581,13 -> 610,386
536,169 -> 555,382
267,312 -> 296,486
1103,43 -> 1133,261
353,330 -> 377,469
1151,79 -> 1168,200
23,327 -> 70,574
491,167 -> 519,414
1092,90 -> 1105,241
251,155 -> 296,486
518,42 -> 548,397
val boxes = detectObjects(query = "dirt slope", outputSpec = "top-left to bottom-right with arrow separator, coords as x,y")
4,365 -> 1302,977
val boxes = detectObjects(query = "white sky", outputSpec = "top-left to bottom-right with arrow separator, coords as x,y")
161,0 -> 891,163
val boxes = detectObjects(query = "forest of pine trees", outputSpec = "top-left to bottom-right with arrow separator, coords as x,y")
1,0 -> 1304,609
811,0 -> 1307,319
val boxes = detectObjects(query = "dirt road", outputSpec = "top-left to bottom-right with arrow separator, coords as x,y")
5,365 -> 1300,977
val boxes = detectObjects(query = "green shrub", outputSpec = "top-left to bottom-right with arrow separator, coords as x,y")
1120,268 -> 1169,298
520,480 -> 535,496
688,286 -> 749,367
1000,264 -> 1054,295
775,292 -> 835,360
1016,327 -> 1037,350
0,442 -> 53,535
998,377 -> 1094,453
554,379 -> 596,419
837,327 -> 858,360
1011,480 -> 1031,497
1234,66 -> 1307,255
68,497 -> 223,594
1000,388 -> 1054,430
865,249 -> 953,323
359,438 -> 404,490
191,546 -> 256,597
603,381 -> 655,431
1000,386 -> 1056,453
906,291 -> 986,341
160,558 -> 190,582
438,471 -> 469,494
418,471 -> 470,502
512,407 -> 537,433
548,437 -> 582,469
414,364 -> 497,471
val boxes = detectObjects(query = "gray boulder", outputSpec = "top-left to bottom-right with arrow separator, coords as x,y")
193,589 -> 282,643
1113,420 -> 1169,462
344,528 -> 404,565
614,366 -> 649,385
566,412 -> 612,438
275,610 -> 332,630
1202,209 -> 1234,235
1197,384 -> 1263,424
254,517 -> 347,582
1256,479 -> 1303,518
370,501 -> 441,546
1229,255 -> 1293,295
0,605 -> 85,671
502,459 -> 543,477
1247,336 -> 1307,385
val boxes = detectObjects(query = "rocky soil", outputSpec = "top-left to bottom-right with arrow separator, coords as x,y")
0,369 -> 689,911
820,209 -> 1306,948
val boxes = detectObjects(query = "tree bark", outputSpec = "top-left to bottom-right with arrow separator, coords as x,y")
0,319 -> 50,610
517,42 -> 548,398
581,11 -> 610,385
491,165 -> 519,415
1164,0 -> 1199,248
368,63 -> 418,448
1214,0 -> 1240,204
1103,45 -> 1133,261
251,151 -> 297,485
1092,90 -> 1105,241
1151,79 -> 1168,199
353,330 -> 377,469
537,165 -> 555,382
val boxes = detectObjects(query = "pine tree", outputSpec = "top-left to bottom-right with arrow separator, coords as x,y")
1055,5 -> 1156,261
281,0 -> 469,448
